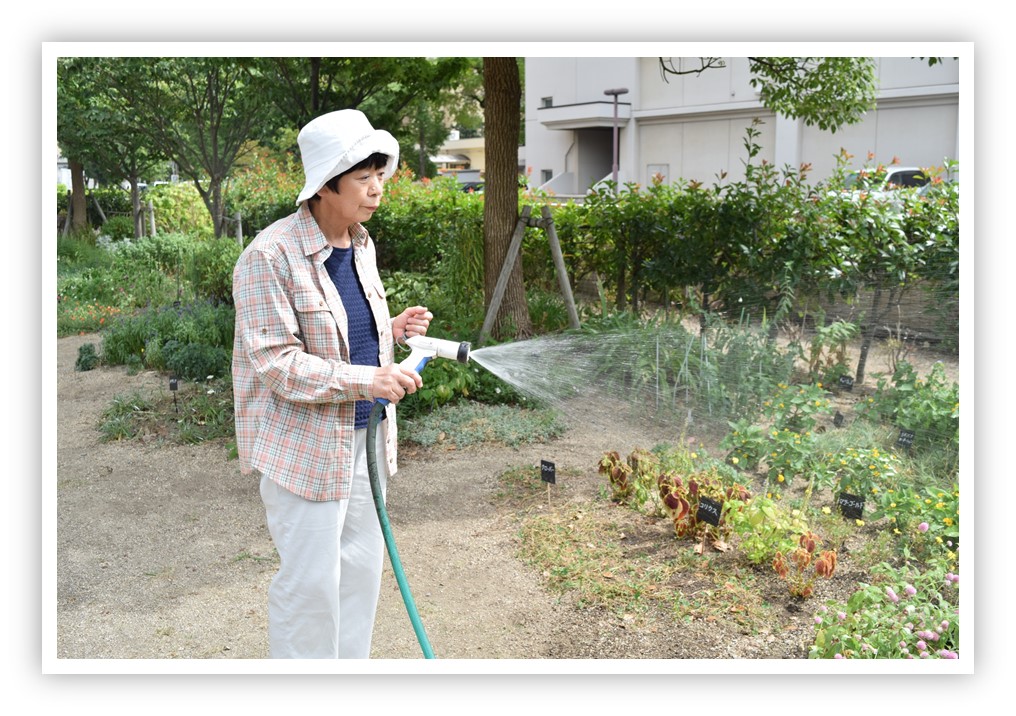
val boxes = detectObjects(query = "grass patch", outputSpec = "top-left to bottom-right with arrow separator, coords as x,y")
98,377 -> 235,446
401,400 -> 566,448
511,495 -> 776,628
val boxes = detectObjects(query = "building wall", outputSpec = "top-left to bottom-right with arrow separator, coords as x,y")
524,56 -> 961,195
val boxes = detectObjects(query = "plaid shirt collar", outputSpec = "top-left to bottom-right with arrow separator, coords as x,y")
293,202 -> 369,259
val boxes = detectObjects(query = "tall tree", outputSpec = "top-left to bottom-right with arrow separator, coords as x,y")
106,57 -> 262,238
481,57 -> 531,341
57,57 -> 166,238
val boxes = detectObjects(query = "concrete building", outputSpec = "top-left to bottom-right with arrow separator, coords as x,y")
523,56 -> 961,199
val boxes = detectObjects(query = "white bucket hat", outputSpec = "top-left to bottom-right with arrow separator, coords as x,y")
295,109 -> 399,204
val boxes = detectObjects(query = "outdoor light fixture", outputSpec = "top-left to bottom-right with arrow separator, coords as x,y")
603,88 -> 629,188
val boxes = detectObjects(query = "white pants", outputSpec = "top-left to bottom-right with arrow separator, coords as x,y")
259,428 -> 388,659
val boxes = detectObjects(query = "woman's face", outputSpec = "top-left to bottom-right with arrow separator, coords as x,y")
319,165 -> 386,226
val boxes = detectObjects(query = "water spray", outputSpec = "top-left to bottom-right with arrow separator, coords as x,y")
366,334 -> 470,659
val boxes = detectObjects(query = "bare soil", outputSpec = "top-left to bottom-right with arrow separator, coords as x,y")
53,331 -> 959,667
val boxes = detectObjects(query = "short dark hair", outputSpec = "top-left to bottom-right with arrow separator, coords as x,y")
311,152 -> 391,202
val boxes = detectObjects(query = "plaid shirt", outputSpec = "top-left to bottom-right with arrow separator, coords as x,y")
231,202 -> 398,501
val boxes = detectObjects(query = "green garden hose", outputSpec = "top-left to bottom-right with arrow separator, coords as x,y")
366,400 -> 436,659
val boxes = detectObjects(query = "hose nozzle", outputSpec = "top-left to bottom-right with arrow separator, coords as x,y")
400,335 -> 470,374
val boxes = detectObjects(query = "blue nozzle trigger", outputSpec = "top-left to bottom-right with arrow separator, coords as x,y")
413,355 -> 433,373
376,354 -> 432,407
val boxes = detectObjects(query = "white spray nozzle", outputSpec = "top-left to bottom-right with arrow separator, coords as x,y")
400,335 -> 471,373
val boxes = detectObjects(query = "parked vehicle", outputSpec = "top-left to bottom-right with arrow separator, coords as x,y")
843,167 -> 930,192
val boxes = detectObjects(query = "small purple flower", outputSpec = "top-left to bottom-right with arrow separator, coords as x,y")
886,587 -> 900,603
814,616 -> 822,624
918,522 -> 929,532
904,584 -> 917,597
917,640 -> 927,651
920,651 -> 930,659
938,650 -> 958,659
834,653 -> 844,659
838,611 -> 847,621
899,641 -> 908,650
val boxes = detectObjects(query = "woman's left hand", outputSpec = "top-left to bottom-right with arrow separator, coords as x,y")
394,306 -> 433,344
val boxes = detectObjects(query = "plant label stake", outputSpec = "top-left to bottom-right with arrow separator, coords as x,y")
170,376 -> 179,412
897,428 -> 916,450
838,375 -> 854,392
837,492 -> 864,520
696,497 -> 722,527
833,411 -> 845,427
541,459 -> 556,503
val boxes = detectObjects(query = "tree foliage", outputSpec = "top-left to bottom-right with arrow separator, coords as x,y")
659,56 -> 879,133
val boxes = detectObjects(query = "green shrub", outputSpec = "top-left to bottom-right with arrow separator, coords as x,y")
162,339 -> 231,381
187,237 -> 242,305
858,361 -> 959,450
224,148 -> 303,237
75,343 -> 100,371
145,183 -> 214,238
101,301 -> 235,370
100,215 -> 136,242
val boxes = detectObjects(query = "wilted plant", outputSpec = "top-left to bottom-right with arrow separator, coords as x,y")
599,450 -> 635,503
772,530 -> 838,598
598,447 -> 667,515
657,465 -> 750,547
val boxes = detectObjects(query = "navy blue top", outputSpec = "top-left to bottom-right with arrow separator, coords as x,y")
324,246 -> 380,429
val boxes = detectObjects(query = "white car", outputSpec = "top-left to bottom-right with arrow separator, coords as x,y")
843,167 -> 930,192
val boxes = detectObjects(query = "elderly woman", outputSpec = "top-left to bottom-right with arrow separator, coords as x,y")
232,109 -> 432,659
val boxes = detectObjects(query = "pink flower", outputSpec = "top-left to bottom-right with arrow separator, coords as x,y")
904,585 -> 917,596
940,620 -> 950,631
938,650 -> 958,659
918,522 -> 929,532
917,640 -> 927,651
886,587 -> 900,603
838,611 -> 847,621
834,653 -> 844,659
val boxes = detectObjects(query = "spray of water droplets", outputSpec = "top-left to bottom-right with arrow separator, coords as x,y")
469,327 -> 748,441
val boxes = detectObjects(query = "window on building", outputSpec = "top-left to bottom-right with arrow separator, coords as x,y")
541,169 -> 553,184
541,97 -> 553,108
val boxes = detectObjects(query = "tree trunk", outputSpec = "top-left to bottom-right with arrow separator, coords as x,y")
855,283 -> 902,386
482,58 -> 531,340
70,159 -> 88,233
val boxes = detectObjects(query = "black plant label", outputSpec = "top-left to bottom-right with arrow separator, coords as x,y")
897,428 -> 916,449
697,497 -> 722,526
838,492 -> 865,520
540,459 -> 556,485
